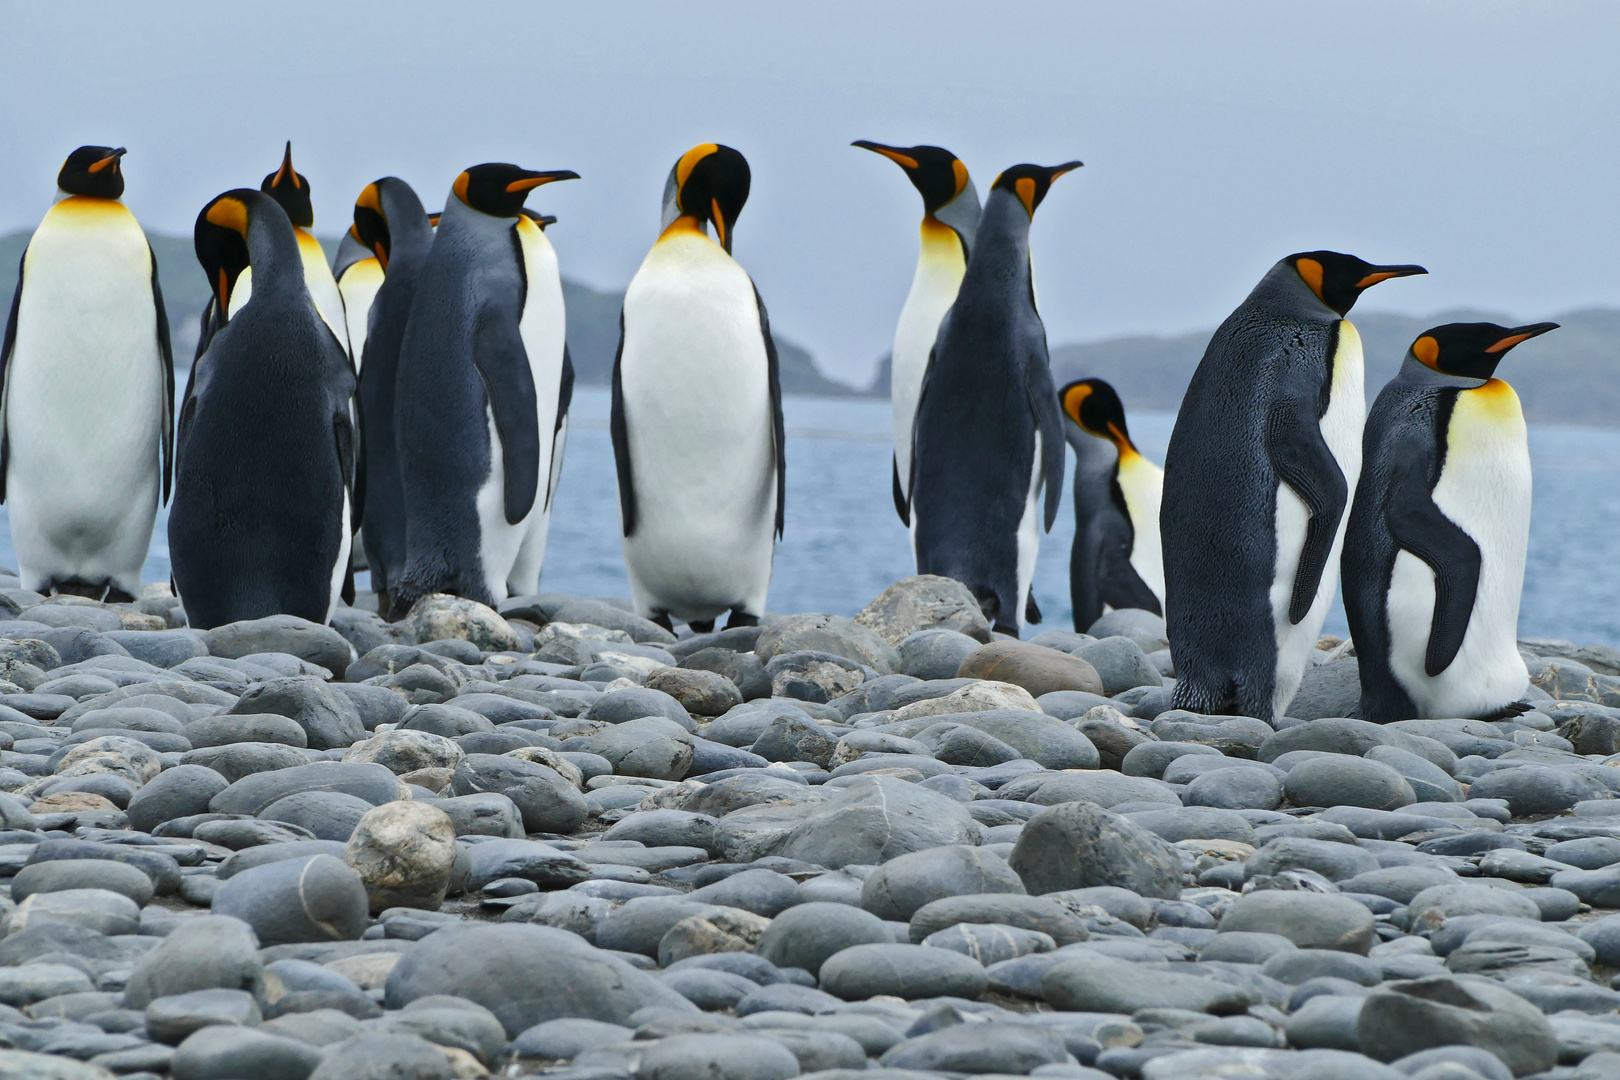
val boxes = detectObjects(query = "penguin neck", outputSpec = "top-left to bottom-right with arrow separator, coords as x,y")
381,183 -> 434,263
439,197 -> 516,244
933,178 -> 980,254
1067,425 -> 1120,477
1396,355 -> 1490,390
1256,259 -> 1338,320
245,217 -> 307,295
54,190 -> 121,207
959,192 -> 1032,298
658,214 -> 718,249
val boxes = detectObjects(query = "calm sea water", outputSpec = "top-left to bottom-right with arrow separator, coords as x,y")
4,387 -> 1618,647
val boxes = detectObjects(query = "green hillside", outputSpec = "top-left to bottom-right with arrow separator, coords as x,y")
0,230 -> 862,397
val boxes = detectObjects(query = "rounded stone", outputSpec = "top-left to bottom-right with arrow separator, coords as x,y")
405,594 -> 520,652
11,859 -> 154,907
860,844 -> 1025,922
644,667 -> 743,717
899,629 -> 984,681
450,754 -> 588,834
637,1032 -> 801,1080
1184,766 -> 1284,811
212,854 -> 369,946
1218,891 -> 1377,954
754,902 -> 892,978
1009,800 -> 1181,899
1283,756 -> 1416,811
343,729 -> 465,775
124,915 -> 266,1009
1356,974 -> 1556,1076
344,801 -> 458,914
819,942 -> 988,1001
957,640 -> 1105,697
259,790 -> 374,842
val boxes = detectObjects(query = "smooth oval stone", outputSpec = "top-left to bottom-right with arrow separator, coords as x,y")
754,902 -> 891,977
184,713 -> 309,749
818,942 -> 988,1001
259,790 -> 374,842
180,742 -> 311,783
1283,756 -> 1416,811
210,762 -> 402,816
860,844 -> 1025,922
212,854 -> 369,947
1217,892 -> 1377,954
11,858 -> 155,907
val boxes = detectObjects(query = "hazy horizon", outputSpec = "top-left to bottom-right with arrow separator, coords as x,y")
4,1 -> 1615,384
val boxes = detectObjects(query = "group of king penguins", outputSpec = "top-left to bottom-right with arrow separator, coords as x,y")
0,140 -> 1565,727
858,141 -> 1558,727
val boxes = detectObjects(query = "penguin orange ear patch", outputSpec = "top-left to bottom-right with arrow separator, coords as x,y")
1413,336 -> 1440,368
205,197 -> 250,237
1015,177 -> 1037,218
356,183 -> 382,214
1295,258 -> 1325,301
952,159 -> 970,198
1062,383 -> 1092,423
452,172 -> 471,206
676,144 -> 720,189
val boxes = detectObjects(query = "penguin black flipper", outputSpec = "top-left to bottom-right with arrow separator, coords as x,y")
0,245 -> 26,503
754,286 -> 786,540
1266,398 -> 1350,624
892,457 -> 909,526
545,343 -> 574,513
1026,340 -> 1066,530
470,302 -> 541,525
610,309 -> 636,537
907,343 -> 937,523
148,243 -> 175,504
1385,461 -> 1481,677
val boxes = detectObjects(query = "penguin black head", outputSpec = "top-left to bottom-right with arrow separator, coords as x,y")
851,141 -> 971,216
1287,251 -> 1427,317
1410,321 -> 1559,381
58,146 -> 127,199
991,161 -> 1083,219
1060,378 -> 1137,452
666,144 -> 751,253
195,189 -> 271,315
352,182 -> 393,269
453,164 -> 579,219
260,141 -> 313,228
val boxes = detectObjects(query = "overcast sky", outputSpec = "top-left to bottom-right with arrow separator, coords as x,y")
3,1 -> 1615,383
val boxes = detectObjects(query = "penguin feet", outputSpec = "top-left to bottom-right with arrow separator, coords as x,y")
687,618 -> 716,634
104,586 -> 136,604
724,610 -> 760,630
650,612 -> 675,632
51,578 -> 133,604
1476,700 -> 1535,721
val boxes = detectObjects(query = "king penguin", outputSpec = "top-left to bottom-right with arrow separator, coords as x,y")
1160,251 -> 1426,721
910,161 -> 1080,634
389,163 -> 579,617
1343,321 -> 1557,722
332,227 -> 383,374
200,143 -> 349,360
612,144 -> 784,633
349,177 -> 434,613
1,145 -> 173,601
170,190 -> 357,629
1058,378 -> 1163,630
506,207 -> 574,597
851,141 -> 979,525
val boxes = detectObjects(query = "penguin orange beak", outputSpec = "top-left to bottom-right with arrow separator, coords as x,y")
1354,264 -> 1427,289
504,170 -> 580,194
88,148 -> 127,174
273,141 -> 299,189
1487,322 -> 1559,353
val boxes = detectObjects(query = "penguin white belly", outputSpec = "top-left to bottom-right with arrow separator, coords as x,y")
5,198 -> 162,594
1269,320 -> 1364,718
891,220 -> 966,506
1387,380 -> 1531,717
1117,452 -> 1166,602
510,414 -> 568,596
337,257 -> 383,373
1012,432 -> 1043,630
229,231 -> 347,351
620,230 -> 777,622
473,408 -> 524,604
326,488 -> 352,623
506,221 -> 567,596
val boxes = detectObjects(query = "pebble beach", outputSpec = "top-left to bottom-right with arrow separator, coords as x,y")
0,575 -> 1618,1080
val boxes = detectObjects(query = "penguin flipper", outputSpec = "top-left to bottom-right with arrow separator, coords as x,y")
908,346 -> 937,527
544,345 -> 574,513
892,456 -> 909,526
754,286 -> 786,540
1099,552 -> 1163,616
1266,399 -> 1349,624
149,243 -> 175,505
0,244 -> 26,504
471,305 -> 540,525
1027,357 -> 1066,531
1385,467 -> 1481,678
610,309 -> 636,537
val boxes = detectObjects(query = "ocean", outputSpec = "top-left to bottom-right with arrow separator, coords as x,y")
4,387 -> 1618,648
